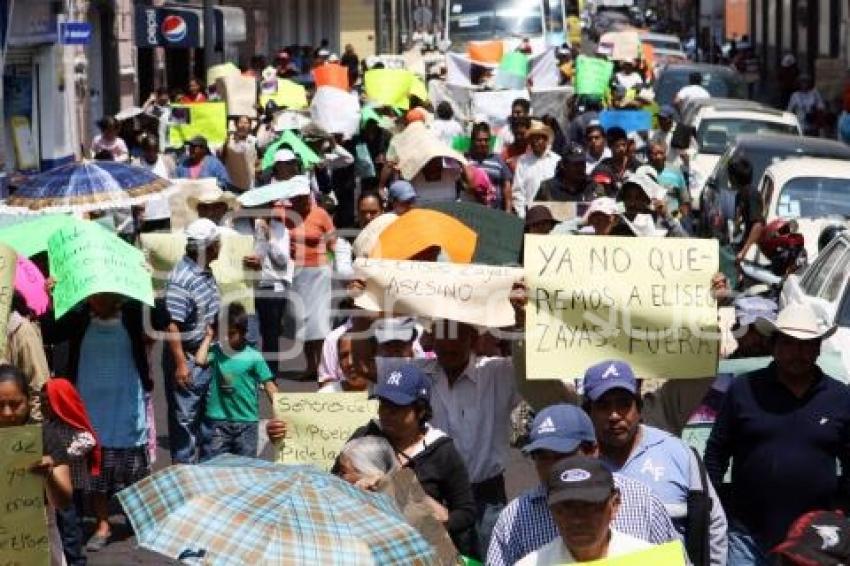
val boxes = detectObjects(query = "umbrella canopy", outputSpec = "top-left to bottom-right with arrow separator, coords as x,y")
423,202 -> 524,266
117,455 -> 438,566
2,160 -> 171,214
370,209 -> 477,263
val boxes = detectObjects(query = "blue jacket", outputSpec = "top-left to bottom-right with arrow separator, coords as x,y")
175,155 -> 231,189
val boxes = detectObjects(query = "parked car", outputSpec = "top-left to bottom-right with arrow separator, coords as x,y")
685,106 -> 802,206
639,31 -> 684,54
758,158 -> 850,261
654,63 -> 748,107
699,134 -> 850,238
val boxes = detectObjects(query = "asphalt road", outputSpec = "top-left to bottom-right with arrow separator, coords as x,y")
86,346 -> 538,564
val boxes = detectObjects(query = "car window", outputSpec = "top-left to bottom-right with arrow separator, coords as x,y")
762,177 -> 774,210
777,177 -> 850,219
656,70 -> 745,106
696,120 -> 800,154
822,252 -> 850,303
802,240 -> 849,295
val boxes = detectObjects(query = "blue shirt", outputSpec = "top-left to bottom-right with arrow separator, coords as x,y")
487,474 -> 679,566
165,256 -> 220,350
175,154 -> 231,189
705,363 -> 850,549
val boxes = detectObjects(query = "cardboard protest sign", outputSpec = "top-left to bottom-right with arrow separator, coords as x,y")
168,103 -> 228,148
364,69 -> 413,108
166,179 -> 219,231
0,245 -> 15,358
48,223 -> 154,318
15,255 -> 48,317
223,139 -> 257,192
599,110 -> 653,133
575,55 -> 614,96
273,393 -> 377,470
0,425 -> 49,566
310,86 -> 360,139
206,62 -> 239,87
525,235 -> 719,380
215,74 -> 257,118
409,75 -> 429,102
581,541 -> 686,565
387,122 -> 467,181
140,233 -> 255,313
259,80 -> 308,110
354,258 -> 522,328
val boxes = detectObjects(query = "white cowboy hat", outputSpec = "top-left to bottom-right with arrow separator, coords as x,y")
755,301 -> 837,340
622,171 -> 667,202
621,213 -> 667,237
187,185 -> 237,211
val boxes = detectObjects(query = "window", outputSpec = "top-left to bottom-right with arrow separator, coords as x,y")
776,177 -> 850,219
801,239 -> 849,296
696,120 -> 800,154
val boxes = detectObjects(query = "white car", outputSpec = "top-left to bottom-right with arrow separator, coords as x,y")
758,158 -> 850,261
685,106 -> 802,206
639,31 -> 683,53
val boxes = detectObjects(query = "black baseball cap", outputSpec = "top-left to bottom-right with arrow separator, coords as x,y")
547,455 -> 615,506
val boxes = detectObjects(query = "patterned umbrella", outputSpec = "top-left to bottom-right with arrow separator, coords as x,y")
117,455 -> 438,566
1,160 -> 171,214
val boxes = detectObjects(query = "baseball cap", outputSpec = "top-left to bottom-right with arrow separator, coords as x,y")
187,135 -> 209,149
772,510 -> 850,564
547,455 -> 616,506
373,317 -> 418,344
582,197 -> 620,224
185,218 -> 221,246
373,364 -> 430,406
522,404 -> 596,455
274,149 -> 297,163
389,180 -> 417,203
658,105 -> 676,119
583,360 -> 638,402
561,143 -> 586,164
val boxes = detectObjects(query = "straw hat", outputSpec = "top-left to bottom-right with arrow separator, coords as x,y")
187,185 -> 237,211
755,301 -> 837,340
526,120 -> 554,146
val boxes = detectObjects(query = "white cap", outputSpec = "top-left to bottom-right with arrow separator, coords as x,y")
328,53 -> 340,63
185,218 -> 221,246
274,149 -> 297,163
582,197 -> 620,223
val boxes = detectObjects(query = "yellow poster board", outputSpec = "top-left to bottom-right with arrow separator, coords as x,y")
273,393 -> 377,470
168,103 -> 228,148
0,424 -> 49,566
525,235 -> 719,380
259,79 -> 308,111
582,541 -> 686,565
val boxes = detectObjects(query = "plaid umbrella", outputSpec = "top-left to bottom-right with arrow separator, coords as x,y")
117,455 -> 438,566
1,160 -> 171,214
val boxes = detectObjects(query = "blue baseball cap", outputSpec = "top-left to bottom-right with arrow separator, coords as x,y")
389,180 -> 417,203
373,364 -> 430,406
522,404 -> 596,455
583,360 -> 638,402
658,105 -> 676,119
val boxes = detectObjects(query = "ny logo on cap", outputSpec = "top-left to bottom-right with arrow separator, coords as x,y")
813,524 -> 841,549
601,363 -> 620,380
560,469 -> 591,483
387,371 -> 403,386
537,417 -> 556,435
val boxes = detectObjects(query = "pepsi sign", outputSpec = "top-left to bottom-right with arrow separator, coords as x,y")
135,6 -> 200,48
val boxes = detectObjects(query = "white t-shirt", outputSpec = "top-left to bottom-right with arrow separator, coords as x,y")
516,530 -> 652,565
675,84 -> 711,106
133,155 -> 173,221
615,72 -> 644,90
429,119 -> 464,148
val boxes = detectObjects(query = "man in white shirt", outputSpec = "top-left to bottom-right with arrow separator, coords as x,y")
584,122 -> 611,175
674,72 -> 711,110
517,455 -> 652,565
513,121 -> 561,217
614,60 -> 645,91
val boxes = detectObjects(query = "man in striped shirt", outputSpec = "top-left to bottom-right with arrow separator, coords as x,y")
164,218 -> 222,463
487,404 -> 679,566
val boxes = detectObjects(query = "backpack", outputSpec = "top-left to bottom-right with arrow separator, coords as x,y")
685,447 -> 712,566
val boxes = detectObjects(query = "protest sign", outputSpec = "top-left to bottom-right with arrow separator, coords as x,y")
168,103 -> 228,148
0,425 -> 48,566
273,393 -> 377,470
15,255 -> 48,316
48,223 -> 153,318
261,130 -> 322,171
166,178 -> 219,231
259,80 -> 308,110
354,258 -> 522,328
599,110 -> 653,133
423,202 -> 524,266
525,235 -> 719,380
531,201 -> 590,222
575,55 -> 615,96
215,74 -> 257,118
140,233 -> 255,313
310,87 -> 360,139
206,62 -> 239,87
0,214 -> 78,257
468,40 -> 504,64
222,139 -> 257,192
312,63 -> 349,90
472,90 -> 529,131
0,245 -> 15,358
496,52 -> 529,90
388,122 -> 467,181
409,75 -> 429,102
582,541 -> 685,565
364,69 -> 413,108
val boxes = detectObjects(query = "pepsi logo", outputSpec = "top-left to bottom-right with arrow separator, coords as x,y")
161,15 -> 187,43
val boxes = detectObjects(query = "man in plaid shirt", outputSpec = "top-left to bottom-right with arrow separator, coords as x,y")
487,404 -> 680,565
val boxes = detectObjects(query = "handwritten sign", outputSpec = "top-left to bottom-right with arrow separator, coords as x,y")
48,223 -> 154,319
273,393 -> 377,470
575,55 -> 614,96
525,235 -> 719,380
582,541 -> 685,565
0,425 -> 49,566
387,122 -> 467,181
259,79 -> 308,111
364,69 -> 413,108
0,245 -> 15,359
168,103 -> 228,148
216,74 -> 257,118
354,258 -> 522,328
140,233 -> 255,313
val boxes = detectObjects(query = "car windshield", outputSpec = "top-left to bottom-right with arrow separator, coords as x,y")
655,69 -> 748,106
777,177 -> 850,219
644,37 -> 681,51
449,0 -> 543,41
697,119 -> 799,154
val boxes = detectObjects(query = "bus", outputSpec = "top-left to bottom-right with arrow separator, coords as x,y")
445,0 -> 576,54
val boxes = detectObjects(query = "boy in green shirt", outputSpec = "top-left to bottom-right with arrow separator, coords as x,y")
198,302 -> 278,460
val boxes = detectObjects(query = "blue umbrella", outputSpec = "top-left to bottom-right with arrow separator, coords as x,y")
2,160 -> 171,214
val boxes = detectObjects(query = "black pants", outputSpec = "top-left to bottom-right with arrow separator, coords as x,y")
256,293 -> 287,373
56,493 -> 86,565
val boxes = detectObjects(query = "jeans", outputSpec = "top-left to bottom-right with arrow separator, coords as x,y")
164,350 -> 212,464
255,294 -> 287,373
473,474 -> 508,559
55,495 -> 86,566
728,523 -> 771,566
200,420 -> 259,461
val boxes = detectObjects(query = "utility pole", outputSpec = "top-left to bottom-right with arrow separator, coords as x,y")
203,0 -> 216,72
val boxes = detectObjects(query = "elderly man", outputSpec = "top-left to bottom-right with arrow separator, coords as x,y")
164,218 -> 222,463
705,302 -> 850,565
584,360 -> 728,565
488,404 -> 679,566
516,455 -> 653,564
513,121 -> 561,217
